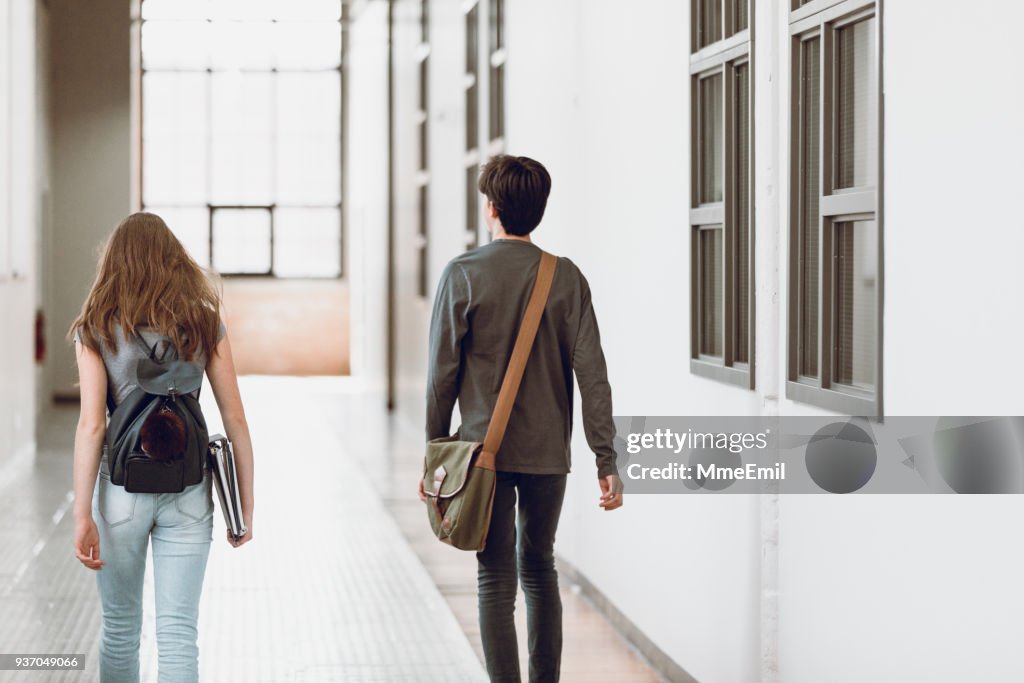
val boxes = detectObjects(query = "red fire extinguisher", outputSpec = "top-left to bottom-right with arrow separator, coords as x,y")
35,309 -> 45,364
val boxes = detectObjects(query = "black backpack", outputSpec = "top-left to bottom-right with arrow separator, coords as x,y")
105,335 -> 208,493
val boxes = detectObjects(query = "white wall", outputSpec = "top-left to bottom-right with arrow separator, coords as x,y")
0,0 -> 44,470
388,1 -> 1024,681
505,2 -> 761,680
47,0 -> 133,398
777,2 -> 1024,681
346,0 -> 391,394
393,0 -> 430,424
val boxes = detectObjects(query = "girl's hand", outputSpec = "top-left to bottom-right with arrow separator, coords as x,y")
74,516 -> 105,570
227,527 -> 252,548
228,511 -> 253,547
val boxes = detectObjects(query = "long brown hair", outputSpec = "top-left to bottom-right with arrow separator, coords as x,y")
70,212 -> 222,361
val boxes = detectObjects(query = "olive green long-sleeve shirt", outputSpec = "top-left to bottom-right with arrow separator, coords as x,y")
426,239 -> 618,479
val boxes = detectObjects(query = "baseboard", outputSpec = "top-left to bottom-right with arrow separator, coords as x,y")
556,556 -> 699,683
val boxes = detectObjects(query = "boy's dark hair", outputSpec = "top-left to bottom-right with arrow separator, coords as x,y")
478,155 -> 552,236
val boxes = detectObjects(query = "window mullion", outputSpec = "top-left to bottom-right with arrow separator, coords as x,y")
723,62 -> 735,367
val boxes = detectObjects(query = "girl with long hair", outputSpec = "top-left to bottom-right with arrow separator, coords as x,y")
70,212 -> 255,682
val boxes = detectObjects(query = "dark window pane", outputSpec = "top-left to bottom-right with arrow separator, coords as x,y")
699,72 -> 723,204
699,229 -> 724,357
419,121 -> 429,172
419,57 -> 429,114
489,0 -> 504,51
273,208 -> 341,278
834,220 -> 877,389
419,183 -> 429,296
466,6 -> 478,75
419,184 -> 429,239
836,17 -> 877,189
418,246 -> 429,298
466,165 -> 479,248
419,55 -> 430,171
798,38 -> 820,378
466,84 -> 478,151
490,63 -> 505,142
466,6 -> 479,151
212,208 -> 272,274
698,0 -> 722,49
733,0 -> 748,33
421,0 -> 430,44
734,63 -> 750,364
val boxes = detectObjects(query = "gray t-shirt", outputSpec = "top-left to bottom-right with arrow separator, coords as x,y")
75,323 -> 225,407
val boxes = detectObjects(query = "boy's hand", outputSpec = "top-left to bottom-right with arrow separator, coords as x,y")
599,474 -> 624,510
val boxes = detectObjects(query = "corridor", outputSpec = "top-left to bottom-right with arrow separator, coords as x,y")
0,379 -> 658,682
4,0 -> 1024,680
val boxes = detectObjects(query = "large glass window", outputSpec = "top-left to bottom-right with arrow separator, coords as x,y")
416,0 -> 430,297
140,0 -> 343,278
464,2 -> 480,250
488,0 -> 506,144
464,0 -> 505,250
690,0 -> 754,389
788,2 -> 881,414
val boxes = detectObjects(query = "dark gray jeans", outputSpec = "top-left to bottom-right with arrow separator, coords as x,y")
477,471 -> 568,683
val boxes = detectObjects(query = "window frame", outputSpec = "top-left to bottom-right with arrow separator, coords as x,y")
137,1 -> 346,280
786,0 -> 883,416
689,0 -> 756,390
488,0 -> 506,149
464,0 -> 481,250
416,0 -> 431,298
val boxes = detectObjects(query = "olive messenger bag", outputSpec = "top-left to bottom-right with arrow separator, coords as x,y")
422,250 -> 558,552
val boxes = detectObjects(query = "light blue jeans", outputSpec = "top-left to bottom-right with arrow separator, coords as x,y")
92,459 -> 213,683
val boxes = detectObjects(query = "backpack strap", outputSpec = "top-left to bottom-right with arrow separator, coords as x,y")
132,331 -> 176,362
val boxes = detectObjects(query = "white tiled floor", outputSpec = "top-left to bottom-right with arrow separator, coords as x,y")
0,377 -> 659,682
0,378 -> 484,682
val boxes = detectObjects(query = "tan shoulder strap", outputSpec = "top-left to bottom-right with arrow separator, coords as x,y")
477,251 -> 558,470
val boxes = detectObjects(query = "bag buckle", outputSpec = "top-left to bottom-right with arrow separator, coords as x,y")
432,465 -> 447,496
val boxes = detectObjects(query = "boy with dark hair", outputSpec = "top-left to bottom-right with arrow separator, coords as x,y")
424,154 -> 623,682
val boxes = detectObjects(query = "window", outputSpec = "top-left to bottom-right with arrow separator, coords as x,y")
488,0 -> 506,145
788,0 -> 881,415
139,0 -> 343,278
690,0 -> 754,389
464,2 -> 480,249
416,0 -> 430,297
464,0 -> 505,251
